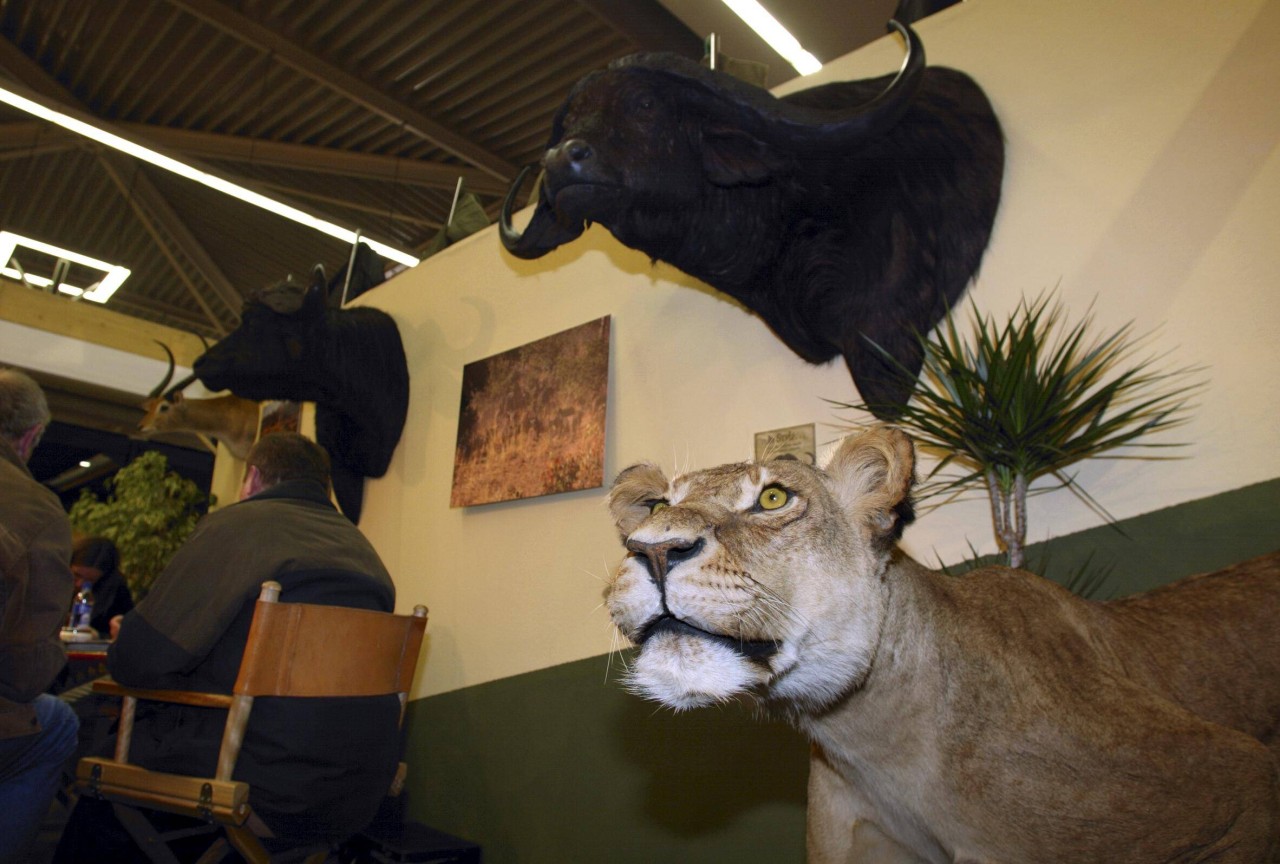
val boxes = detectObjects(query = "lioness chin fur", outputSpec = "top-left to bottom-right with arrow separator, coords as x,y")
605,426 -> 1280,863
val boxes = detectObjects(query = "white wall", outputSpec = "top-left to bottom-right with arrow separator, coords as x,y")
355,0 -> 1280,698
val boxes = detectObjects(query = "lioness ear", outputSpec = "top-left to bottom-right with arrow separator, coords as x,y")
608,462 -> 670,539
825,426 -> 916,542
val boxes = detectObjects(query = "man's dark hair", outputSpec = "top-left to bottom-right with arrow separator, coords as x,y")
72,536 -> 121,577
246,432 -> 332,491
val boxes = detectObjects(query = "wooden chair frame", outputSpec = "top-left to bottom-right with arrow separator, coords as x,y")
76,581 -> 428,864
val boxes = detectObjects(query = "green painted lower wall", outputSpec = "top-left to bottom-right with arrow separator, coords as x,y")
398,479 -> 1280,863
1023,478 -> 1280,598
400,655 -> 809,863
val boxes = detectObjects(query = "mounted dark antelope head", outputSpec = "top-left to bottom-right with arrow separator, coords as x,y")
138,341 -> 260,460
189,267 -> 410,522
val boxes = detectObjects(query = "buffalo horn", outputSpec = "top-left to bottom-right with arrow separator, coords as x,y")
146,341 -> 176,399
615,19 -> 925,153
498,163 -> 540,254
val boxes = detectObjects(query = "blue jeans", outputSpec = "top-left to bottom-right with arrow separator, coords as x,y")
0,695 -> 79,864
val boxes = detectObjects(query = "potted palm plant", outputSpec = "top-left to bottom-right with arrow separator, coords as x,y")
832,292 -> 1203,569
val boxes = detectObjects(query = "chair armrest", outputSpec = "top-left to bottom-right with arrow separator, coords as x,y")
77,757 -> 250,824
93,677 -> 234,710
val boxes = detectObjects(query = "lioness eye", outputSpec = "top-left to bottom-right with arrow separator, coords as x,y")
648,499 -> 669,514
758,486 -> 789,510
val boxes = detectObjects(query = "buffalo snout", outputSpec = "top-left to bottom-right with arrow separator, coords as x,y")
546,138 -> 602,182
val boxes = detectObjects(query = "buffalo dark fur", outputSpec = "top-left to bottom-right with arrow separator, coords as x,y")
501,22 -> 1003,416
193,269 -> 409,523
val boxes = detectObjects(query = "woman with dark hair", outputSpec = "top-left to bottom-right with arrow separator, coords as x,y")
69,537 -> 134,636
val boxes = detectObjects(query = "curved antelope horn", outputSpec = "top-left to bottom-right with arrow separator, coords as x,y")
164,333 -> 214,399
146,341 -> 176,399
163,371 -> 199,400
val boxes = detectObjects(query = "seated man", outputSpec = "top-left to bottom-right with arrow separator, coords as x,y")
56,433 -> 400,860
0,369 -> 78,864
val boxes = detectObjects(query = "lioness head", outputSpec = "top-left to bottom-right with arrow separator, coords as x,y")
606,426 -> 916,712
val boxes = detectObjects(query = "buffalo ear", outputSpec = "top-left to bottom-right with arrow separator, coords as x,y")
608,462 -> 669,539
701,125 -> 786,185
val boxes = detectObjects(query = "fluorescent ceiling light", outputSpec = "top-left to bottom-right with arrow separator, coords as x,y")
0,85 -> 421,270
721,0 -> 822,75
0,230 -> 130,303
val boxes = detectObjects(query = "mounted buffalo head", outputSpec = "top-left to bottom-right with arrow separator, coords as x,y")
193,268 -> 410,522
501,21 -> 1004,417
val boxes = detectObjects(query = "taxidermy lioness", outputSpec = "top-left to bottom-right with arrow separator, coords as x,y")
605,426 -> 1280,863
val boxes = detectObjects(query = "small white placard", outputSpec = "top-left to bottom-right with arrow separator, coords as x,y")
754,423 -> 817,465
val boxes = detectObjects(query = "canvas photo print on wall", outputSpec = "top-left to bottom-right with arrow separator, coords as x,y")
450,316 -> 610,507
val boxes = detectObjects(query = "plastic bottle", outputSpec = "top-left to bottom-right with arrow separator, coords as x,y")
70,585 -> 94,631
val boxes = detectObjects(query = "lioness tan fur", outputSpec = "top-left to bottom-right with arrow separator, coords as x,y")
605,426 -> 1280,863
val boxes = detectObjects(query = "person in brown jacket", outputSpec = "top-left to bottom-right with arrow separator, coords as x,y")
0,368 -> 78,864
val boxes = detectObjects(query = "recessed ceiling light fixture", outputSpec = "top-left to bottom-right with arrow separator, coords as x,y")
721,0 -> 822,75
0,230 -> 130,303
0,84 -> 421,270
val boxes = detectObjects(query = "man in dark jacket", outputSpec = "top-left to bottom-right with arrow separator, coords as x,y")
0,368 -> 78,864
55,432 -> 400,860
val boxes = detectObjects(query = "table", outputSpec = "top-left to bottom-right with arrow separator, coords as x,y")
57,633 -> 110,700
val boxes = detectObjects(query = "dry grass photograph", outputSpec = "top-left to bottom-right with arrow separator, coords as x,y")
450,316 -> 610,507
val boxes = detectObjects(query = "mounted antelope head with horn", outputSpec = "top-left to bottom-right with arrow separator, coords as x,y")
138,341 -> 259,460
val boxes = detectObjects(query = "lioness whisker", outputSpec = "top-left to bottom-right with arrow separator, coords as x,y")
579,566 -> 609,585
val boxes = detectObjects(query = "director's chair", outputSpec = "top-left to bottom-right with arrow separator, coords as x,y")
75,581 -> 428,864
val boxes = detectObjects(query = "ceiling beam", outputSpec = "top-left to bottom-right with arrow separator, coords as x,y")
0,35 -> 231,336
575,0 -> 703,56
0,120 -> 82,155
250,178 -> 442,230
163,0 -> 518,182
98,153 -> 240,334
0,279 -> 207,366
0,120 -> 506,195
0,39 -> 414,265
0,140 -> 79,161
0,31 -> 77,103
114,124 -> 509,196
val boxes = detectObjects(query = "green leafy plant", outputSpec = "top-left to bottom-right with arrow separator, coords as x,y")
68,450 -> 212,599
832,292 -> 1203,569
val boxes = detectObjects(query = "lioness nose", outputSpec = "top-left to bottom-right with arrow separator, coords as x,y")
625,536 -> 705,585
